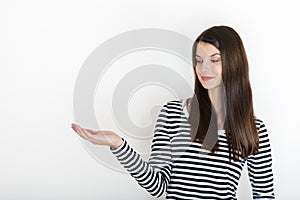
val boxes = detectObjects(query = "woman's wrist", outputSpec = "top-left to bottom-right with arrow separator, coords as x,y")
112,137 -> 124,149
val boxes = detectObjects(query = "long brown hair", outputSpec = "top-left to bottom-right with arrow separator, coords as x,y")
187,26 -> 259,161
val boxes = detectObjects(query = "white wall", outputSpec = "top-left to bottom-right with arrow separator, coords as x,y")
1,0 -> 299,199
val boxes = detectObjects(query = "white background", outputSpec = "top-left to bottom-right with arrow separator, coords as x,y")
1,0 -> 299,199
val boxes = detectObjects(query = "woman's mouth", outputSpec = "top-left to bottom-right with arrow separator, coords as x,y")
202,76 -> 214,81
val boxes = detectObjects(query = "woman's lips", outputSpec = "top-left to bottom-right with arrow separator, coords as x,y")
202,76 -> 214,81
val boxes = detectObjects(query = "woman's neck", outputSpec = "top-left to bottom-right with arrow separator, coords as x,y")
208,86 -> 226,130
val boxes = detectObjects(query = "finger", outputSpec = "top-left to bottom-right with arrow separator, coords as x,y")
71,125 -> 78,132
71,125 -> 79,133
71,123 -> 78,129
72,124 -> 83,134
73,125 -> 89,140
71,123 -> 79,132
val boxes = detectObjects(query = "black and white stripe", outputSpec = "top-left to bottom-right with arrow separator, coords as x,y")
110,99 -> 275,199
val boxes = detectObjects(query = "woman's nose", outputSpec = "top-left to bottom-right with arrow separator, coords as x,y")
199,60 -> 211,73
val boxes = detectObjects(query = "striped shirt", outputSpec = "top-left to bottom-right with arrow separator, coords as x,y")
110,99 -> 275,199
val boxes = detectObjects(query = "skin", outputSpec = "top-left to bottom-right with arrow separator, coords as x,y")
71,124 -> 123,148
195,42 -> 222,91
71,41 -> 226,148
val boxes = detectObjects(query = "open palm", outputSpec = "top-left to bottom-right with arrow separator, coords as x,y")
71,123 -> 123,148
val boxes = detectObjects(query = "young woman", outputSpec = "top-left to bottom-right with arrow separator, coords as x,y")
71,25 -> 275,199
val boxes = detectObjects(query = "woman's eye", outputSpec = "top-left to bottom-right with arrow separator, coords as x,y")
211,59 -> 220,63
196,60 -> 203,63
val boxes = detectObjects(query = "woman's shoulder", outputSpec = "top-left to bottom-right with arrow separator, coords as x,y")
164,98 -> 191,106
160,98 -> 187,109
253,116 -> 271,142
157,98 -> 191,117
160,98 -> 191,113
254,116 -> 266,131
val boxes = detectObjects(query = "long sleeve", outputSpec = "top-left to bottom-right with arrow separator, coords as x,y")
110,103 -> 172,198
247,119 -> 275,199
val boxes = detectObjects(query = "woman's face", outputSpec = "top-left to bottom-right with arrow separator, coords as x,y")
195,41 -> 222,90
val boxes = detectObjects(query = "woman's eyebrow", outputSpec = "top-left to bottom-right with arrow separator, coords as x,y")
210,53 -> 221,57
196,53 -> 221,58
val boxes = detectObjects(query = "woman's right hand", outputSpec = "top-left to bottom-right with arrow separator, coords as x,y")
71,123 -> 123,149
